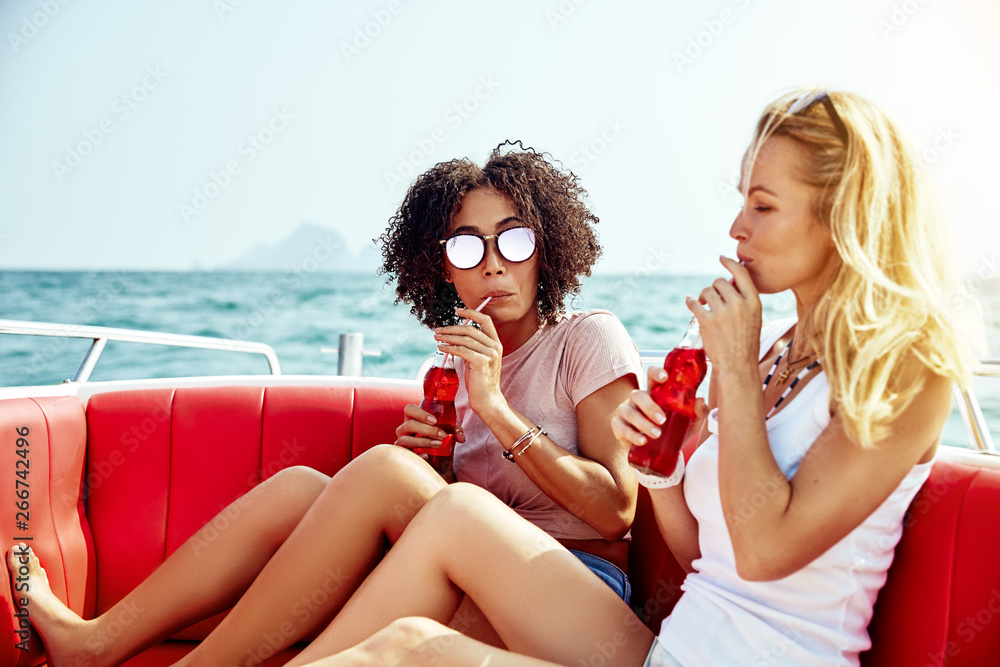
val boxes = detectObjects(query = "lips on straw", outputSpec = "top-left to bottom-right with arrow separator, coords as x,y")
442,296 -> 492,365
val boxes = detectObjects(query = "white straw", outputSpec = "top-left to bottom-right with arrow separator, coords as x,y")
442,296 -> 492,365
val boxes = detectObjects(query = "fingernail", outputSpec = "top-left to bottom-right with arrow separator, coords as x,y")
427,415 -> 437,424
656,370 -> 667,382
654,413 -> 666,425
638,435 -> 647,445
438,430 -> 447,439
650,427 -> 662,438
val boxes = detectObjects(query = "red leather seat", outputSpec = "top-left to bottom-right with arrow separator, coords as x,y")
2,386 -> 1000,666
85,384 -> 416,664
0,397 -> 95,667
861,459 -> 1000,666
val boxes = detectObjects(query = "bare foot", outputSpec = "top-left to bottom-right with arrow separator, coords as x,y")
6,544 -> 107,667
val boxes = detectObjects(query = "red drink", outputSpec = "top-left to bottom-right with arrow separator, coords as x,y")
629,320 -> 708,477
414,352 -> 460,473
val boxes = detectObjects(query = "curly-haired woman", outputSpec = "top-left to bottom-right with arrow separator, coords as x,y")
257,90 -> 979,667
10,143 -> 643,666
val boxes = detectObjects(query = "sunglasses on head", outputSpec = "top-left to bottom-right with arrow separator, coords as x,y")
439,226 -> 537,270
787,90 -> 849,145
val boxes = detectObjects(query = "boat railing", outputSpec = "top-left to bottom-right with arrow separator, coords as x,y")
637,350 -> 999,455
954,359 -> 999,453
0,319 -> 282,382
1,322 -> 994,454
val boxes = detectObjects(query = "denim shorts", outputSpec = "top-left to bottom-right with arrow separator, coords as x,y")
568,549 -> 632,605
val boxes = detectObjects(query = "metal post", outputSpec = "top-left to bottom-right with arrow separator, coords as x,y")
338,333 -> 364,376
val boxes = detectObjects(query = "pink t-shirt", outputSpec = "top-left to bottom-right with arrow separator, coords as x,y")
452,310 -> 641,541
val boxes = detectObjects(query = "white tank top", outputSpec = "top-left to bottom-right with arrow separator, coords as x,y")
656,319 -> 932,666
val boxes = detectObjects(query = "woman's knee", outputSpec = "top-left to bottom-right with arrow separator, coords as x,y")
347,445 -> 447,498
418,483 -> 505,531
255,466 -> 329,530
417,483 -> 557,554
361,617 -> 456,664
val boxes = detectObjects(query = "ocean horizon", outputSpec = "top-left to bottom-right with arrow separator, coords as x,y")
2,270 -> 997,450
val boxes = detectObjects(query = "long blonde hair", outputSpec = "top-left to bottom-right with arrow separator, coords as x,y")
744,88 -> 977,447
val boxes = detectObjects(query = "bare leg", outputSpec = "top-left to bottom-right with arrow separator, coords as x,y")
6,465 -> 330,667
299,617 -> 559,667
289,483 -> 654,667
448,596 -> 505,649
176,445 -> 447,666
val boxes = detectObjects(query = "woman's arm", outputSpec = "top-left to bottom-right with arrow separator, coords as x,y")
504,374 -> 639,541
698,257 -> 948,581
716,360 -> 948,581
436,308 -> 640,541
611,364 -> 712,571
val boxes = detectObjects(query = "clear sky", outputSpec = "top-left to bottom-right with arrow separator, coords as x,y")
2,0 -> 998,276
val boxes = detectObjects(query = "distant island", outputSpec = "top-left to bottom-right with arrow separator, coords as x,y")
225,222 -> 380,272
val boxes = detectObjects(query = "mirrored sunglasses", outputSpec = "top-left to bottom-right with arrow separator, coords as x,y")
439,227 -> 536,270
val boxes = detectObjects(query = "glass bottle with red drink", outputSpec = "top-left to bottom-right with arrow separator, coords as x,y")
629,318 -> 708,477
413,350 -> 460,474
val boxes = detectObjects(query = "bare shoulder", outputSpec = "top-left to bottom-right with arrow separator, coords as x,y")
882,353 -> 954,461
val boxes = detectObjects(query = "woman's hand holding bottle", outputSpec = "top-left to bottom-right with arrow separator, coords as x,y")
433,305 -> 506,419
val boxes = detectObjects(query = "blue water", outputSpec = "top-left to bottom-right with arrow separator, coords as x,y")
2,271 -> 998,450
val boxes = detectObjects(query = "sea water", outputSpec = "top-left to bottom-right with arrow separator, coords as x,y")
2,270 -> 998,450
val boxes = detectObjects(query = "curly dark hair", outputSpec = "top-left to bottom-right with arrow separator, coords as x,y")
376,141 -> 602,328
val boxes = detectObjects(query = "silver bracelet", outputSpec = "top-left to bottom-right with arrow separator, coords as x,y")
633,454 -> 685,489
502,425 -> 541,461
515,427 -> 547,457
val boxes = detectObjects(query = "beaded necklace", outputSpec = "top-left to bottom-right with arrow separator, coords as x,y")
762,338 -> 821,420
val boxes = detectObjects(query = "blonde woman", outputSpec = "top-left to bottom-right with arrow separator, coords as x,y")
272,88 -> 978,667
